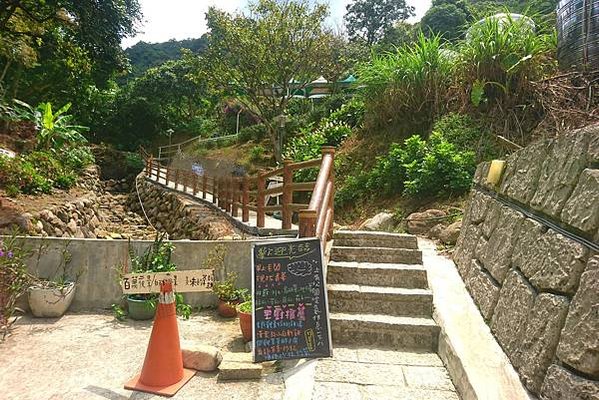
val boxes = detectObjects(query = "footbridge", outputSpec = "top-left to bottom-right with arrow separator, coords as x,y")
141,147 -> 336,244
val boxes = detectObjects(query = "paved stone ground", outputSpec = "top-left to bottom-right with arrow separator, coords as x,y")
311,347 -> 460,400
0,311 -> 284,400
1,312 -> 461,400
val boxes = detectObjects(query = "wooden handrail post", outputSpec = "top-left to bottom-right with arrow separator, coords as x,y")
202,174 -> 207,200
242,176 -> 249,222
232,178 -> 239,217
165,165 -> 170,186
217,177 -> 222,208
257,172 -> 266,228
299,209 -> 317,238
212,176 -> 217,204
282,159 -> 293,230
225,177 -> 232,213
146,156 -> 151,175
174,169 -> 179,190
193,172 -> 198,195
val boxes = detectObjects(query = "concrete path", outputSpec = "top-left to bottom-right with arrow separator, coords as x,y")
0,311 -> 285,400
310,347 -> 460,400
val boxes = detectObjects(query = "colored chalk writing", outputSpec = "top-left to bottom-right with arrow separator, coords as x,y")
252,238 -> 332,362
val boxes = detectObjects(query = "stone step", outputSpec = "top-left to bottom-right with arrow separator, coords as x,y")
330,246 -> 423,265
327,284 -> 433,317
333,230 -> 418,249
327,261 -> 428,288
330,312 -> 439,351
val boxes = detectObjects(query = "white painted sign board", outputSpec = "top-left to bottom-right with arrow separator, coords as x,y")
120,269 -> 214,294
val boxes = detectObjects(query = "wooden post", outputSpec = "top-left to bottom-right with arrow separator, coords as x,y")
216,177 -> 222,208
146,156 -> 151,176
174,169 -> 179,190
232,178 -> 239,218
282,159 -> 293,230
165,165 -> 170,186
202,174 -> 207,200
224,177 -> 230,212
299,209 -> 317,238
212,176 -> 217,204
324,147 -> 335,239
193,172 -> 198,195
257,172 -> 266,228
242,176 -> 249,222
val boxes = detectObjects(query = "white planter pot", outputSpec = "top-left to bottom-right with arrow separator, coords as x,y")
28,282 -> 76,318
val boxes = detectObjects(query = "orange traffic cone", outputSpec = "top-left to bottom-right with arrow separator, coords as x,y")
124,281 -> 195,397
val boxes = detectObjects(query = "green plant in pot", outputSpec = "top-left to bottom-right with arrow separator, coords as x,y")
212,271 -> 249,318
27,239 -> 85,318
113,234 -> 192,321
237,300 -> 253,342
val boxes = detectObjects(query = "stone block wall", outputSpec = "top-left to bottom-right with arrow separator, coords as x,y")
453,124 -> 599,399
128,175 -> 246,240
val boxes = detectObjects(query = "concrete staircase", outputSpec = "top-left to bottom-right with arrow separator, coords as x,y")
328,231 -> 440,351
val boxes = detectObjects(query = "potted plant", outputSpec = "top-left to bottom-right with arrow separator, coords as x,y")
27,240 -> 84,318
212,272 -> 249,317
237,300 -> 252,342
113,234 -> 192,321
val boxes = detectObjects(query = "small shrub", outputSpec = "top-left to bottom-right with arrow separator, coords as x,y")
327,98 -> 365,128
238,123 -> 267,143
249,145 -> 266,162
5,184 -> 19,197
431,113 -> 497,161
54,173 -> 77,190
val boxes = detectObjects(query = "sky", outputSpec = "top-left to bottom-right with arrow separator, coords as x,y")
121,0 -> 432,48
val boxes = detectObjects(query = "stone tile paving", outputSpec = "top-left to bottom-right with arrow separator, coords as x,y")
0,311 -> 284,400
312,347 -> 460,400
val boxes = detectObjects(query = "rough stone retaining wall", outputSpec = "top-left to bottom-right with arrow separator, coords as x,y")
127,175 -> 245,240
19,167 -> 106,239
454,125 -> 599,399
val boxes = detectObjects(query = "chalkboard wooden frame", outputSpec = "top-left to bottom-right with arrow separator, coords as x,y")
251,237 -> 333,362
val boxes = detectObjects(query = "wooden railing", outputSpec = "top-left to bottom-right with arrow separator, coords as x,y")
141,147 -> 335,244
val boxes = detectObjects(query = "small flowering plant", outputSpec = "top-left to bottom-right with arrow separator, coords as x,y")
0,233 -> 34,339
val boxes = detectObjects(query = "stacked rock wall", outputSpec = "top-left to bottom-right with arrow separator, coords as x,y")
454,124 -> 599,399
128,175 -> 246,240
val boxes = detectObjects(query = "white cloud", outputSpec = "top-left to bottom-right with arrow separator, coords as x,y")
122,0 -> 246,48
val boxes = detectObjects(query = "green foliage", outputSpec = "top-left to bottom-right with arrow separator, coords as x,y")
35,102 -> 89,151
344,0 -> 416,45
336,131 -> 476,206
421,1 -> 472,41
431,112 -> 496,160
358,34 -> 454,133
213,272 -> 248,303
0,0 -> 142,110
124,36 -> 209,80
238,300 -> 252,314
0,233 -> 34,338
238,124 -> 268,143
206,0 -> 334,161
115,234 -> 193,320
402,133 -> 475,196
0,155 -> 52,195
249,145 -> 266,162
457,13 -> 556,107
327,98 -> 365,129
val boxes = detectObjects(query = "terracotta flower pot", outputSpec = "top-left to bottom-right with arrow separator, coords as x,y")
238,311 -> 252,342
217,299 -> 238,318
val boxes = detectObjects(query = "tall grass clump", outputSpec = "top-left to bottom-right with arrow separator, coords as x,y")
458,13 -> 557,109
358,34 -> 455,135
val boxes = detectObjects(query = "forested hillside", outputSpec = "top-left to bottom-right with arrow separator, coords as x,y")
124,36 -> 209,79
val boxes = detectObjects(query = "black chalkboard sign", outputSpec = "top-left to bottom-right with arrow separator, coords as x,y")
251,238 -> 332,362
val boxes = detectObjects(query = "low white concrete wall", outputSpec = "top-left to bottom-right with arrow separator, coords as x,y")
17,237 -> 262,310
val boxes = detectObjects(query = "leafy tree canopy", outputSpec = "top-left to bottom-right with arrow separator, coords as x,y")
124,36 -> 209,80
344,0 -> 415,45
0,0 -> 142,101
206,0 -> 334,162
421,0 -> 472,42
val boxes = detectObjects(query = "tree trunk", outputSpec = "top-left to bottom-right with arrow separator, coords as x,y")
267,125 -> 282,163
